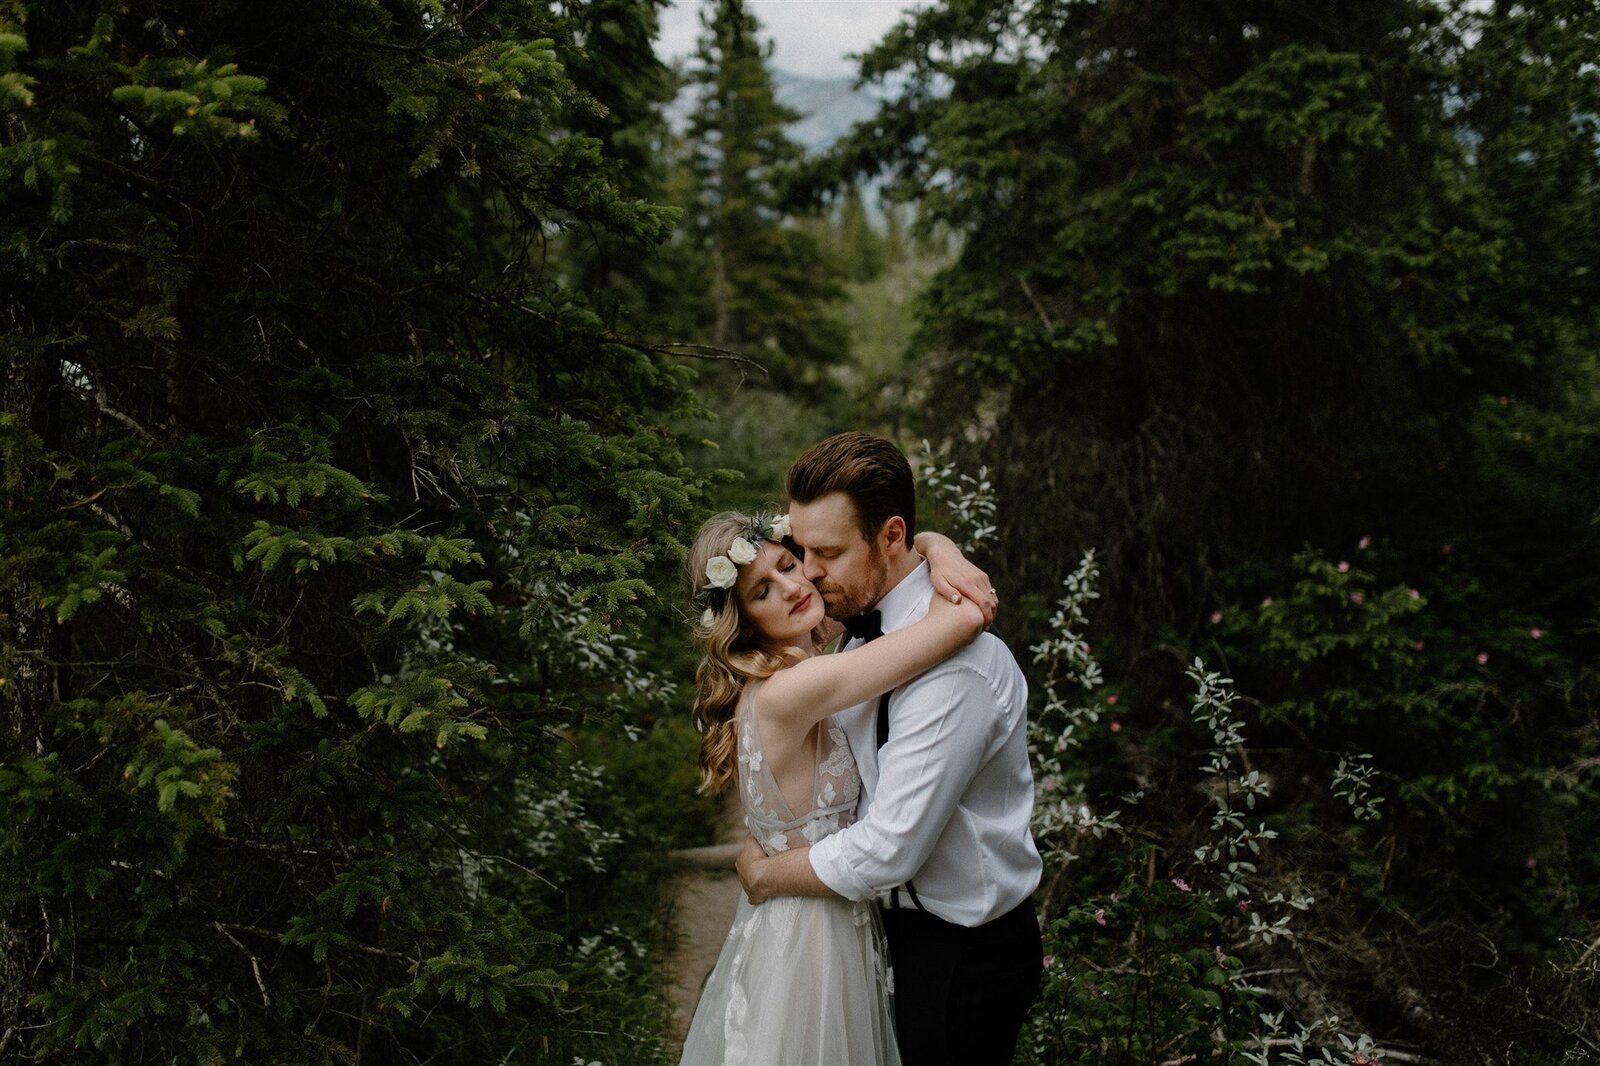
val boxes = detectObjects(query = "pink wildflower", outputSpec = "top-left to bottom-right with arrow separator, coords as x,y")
1358,536 -> 1371,550
1043,954 -> 1056,968
1043,779 -> 1057,792
1094,909 -> 1106,927
1237,900 -> 1249,914
1498,395 -> 1509,406
1261,596 -> 1273,607
1350,592 -> 1364,605
1209,610 -> 1223,625
1111,891 -> 1120,903
1106,695 -> 1119,706
1530,627 -> 1545,639
1337,561 -> 1350,573
1442,543 -> 1453,555
1476,652 -> 1489,665
1054,740 -> 1067,753
1408,588 -> 1421,600
1172,877 -> 1192,893
1526,857 -> 1538,870
1109,721 -> 1122,733
1414,640 -> 1426,651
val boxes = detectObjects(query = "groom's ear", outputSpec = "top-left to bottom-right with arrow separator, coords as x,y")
880,515 -> 908,555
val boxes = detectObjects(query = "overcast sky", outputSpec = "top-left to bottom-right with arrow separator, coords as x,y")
658,0 -> 928,79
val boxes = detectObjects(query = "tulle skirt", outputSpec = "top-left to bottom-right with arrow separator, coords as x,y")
679,894 -> 901,1066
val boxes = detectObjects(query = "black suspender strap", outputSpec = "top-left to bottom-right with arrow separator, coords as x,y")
874,688 -> 923,911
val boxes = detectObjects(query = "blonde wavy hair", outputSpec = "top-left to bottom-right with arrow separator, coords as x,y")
687,511 -> 829,794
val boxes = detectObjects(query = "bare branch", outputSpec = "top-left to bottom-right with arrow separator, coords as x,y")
214,922 -> 271,1008
1018,274 -> 1055,334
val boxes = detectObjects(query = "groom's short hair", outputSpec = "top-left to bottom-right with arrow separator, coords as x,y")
787,432 -> 916,544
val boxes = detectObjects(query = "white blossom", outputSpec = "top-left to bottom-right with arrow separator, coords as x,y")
705,555 -> 738,588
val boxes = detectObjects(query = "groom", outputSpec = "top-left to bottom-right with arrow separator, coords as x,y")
736,432 -> 1044,1065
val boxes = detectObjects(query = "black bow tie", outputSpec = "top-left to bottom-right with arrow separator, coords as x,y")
842,609 -> 883,644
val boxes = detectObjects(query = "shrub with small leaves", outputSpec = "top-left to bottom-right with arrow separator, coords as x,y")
919,439 -> 998,553
1022,555 -> 1389,1064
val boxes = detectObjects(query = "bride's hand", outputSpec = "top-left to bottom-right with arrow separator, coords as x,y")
925,585 -> 986,644
916,531 -> 998,625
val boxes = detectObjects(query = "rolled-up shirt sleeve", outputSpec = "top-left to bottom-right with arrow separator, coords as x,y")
809,661 -> 998,900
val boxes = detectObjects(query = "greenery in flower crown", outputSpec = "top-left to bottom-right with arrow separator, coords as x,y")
698,513 -> 792,620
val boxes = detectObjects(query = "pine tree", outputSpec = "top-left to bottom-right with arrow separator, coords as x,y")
672,0 -> 848,396
558,0 -> 683,327
831,184 -> 887,282
0,1 -> 704,1060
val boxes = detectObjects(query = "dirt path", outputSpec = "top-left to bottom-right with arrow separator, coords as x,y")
664,797 -> 746,1047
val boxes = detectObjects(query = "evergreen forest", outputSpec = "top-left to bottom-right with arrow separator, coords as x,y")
2,0 -> 1596,1062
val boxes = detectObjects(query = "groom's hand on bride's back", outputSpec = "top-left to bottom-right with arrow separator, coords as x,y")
736,834 -> 771,905
736,835 -> 836,903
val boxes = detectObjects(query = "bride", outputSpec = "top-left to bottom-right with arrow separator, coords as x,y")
678,510 -> 988,1066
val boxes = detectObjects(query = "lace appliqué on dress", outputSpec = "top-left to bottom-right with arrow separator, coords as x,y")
737,686 -> 860,855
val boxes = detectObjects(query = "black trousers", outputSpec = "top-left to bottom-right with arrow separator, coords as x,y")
880,897 -> 1042,1066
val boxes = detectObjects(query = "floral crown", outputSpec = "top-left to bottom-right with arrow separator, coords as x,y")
698,512 -> 792,626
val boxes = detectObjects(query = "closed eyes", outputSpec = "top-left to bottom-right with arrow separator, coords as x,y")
754,559 -> 800,601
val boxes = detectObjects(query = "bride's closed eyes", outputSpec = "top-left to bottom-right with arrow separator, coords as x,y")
752,557 -> 800,601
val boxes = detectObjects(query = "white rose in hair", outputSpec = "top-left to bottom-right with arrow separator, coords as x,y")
727,537 -> 758,565
700,607 -> 716,627
770,514 -> 791,539
705,555 -> 738,589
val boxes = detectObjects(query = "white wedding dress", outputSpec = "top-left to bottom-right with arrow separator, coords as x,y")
679,682 -> 901,1066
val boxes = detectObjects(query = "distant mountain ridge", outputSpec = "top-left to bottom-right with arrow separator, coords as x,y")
772,70 -> 883,151
664,68 -> 883,153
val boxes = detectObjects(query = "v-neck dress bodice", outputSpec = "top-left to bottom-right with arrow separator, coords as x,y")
737,681 -> 861,856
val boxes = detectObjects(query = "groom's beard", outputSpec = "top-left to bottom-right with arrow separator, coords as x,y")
818,548 -> 890,620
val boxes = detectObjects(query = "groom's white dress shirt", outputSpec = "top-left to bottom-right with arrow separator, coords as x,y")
808,561 -> 1043,927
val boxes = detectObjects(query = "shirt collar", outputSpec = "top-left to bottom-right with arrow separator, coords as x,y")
874,559 -> 932,634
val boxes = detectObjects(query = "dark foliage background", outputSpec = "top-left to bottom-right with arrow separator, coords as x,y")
1,0 -> 717,1061
3,0 -> 1597,1062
